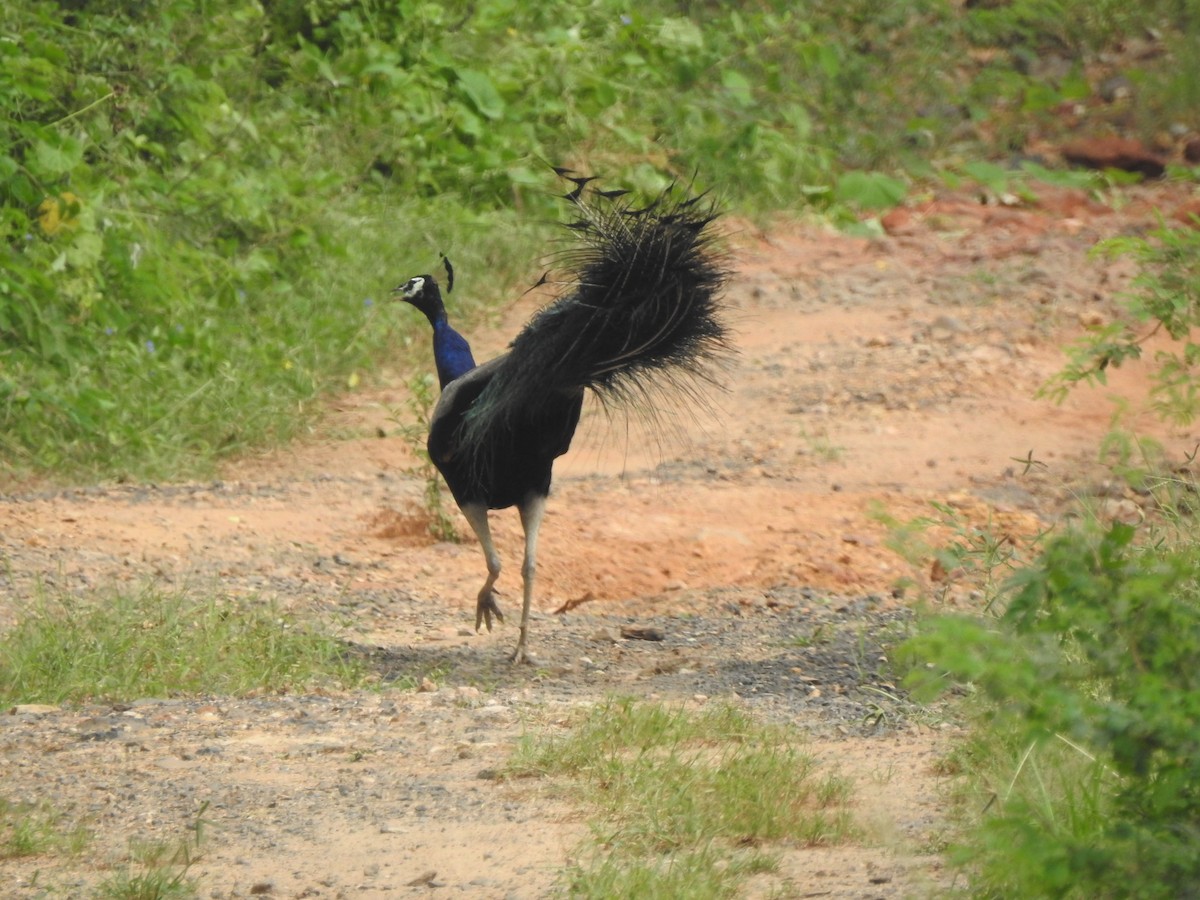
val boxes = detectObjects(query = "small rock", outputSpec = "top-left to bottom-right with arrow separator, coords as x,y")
1101,498 -> 1141,524
473,704 -> 513,725
1097,74 -> 1133,103
880,206 -> 913,236
929,314 -> 966,340
620,625 -> 666,642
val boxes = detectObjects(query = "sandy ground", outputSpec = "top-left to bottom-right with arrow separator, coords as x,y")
1,181 -> 1198,897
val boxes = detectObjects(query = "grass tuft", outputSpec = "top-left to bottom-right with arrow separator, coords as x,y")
0,585 -> 365,705
0,797 -> 90,861
508,697 -> 854,896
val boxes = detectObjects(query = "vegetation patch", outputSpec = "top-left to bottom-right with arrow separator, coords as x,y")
0,797 -> 89,861
0,586 -> 365,704
903,522 -> 1200,896
507,697 -> 854,897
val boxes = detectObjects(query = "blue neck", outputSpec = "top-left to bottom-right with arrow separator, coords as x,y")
431,317 -> 476,387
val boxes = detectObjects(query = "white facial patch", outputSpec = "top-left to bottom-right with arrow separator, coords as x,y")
402,276 -> 425,299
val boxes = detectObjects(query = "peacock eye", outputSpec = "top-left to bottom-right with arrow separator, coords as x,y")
404,276 -> 425,298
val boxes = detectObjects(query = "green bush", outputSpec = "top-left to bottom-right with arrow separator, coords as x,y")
1,2 -> 364,478
904,523 -> 1200,896
1043,224 -> 1200,426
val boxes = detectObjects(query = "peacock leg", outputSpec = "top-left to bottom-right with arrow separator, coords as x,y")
460,503 -> 504,632
512,494 -> 548,664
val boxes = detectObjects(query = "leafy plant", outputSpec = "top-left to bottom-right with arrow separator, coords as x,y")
1041,224 -> 1200,427
902,522 -> 1200,896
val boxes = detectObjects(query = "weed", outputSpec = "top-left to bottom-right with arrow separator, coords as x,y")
96,803 -> 210,900
798,425 -> 844,463
394,374 -> 459,543
508,697 -> 854,895
1041,223 -> 1200,427
871,499 -> 1038,605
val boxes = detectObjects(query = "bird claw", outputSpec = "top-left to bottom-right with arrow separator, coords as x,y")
475,590 -> 504,633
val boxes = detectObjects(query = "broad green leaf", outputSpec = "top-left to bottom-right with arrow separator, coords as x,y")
833,171 -> 906,210
457,69 -> 504,120
33,136 -> 83,175
658,17 -> 704,50
721,70 -> 753,107
962,160 -> 1011,192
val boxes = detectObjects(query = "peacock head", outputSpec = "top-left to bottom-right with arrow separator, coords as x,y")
390,255 -> 455,320
390,274 -> 444,317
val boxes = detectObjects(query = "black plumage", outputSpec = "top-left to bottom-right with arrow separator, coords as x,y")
391,176 -> 730,662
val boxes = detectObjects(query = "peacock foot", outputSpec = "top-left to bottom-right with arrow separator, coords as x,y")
510,635 -> 532,665
475,588 -> 504,632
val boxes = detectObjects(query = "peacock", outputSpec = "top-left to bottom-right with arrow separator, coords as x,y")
392,172 -> 730,663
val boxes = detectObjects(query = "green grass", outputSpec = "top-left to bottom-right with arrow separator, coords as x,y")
0,585 -> 365,704
96,835 -> 203,900
0,797 -> 90,861
935,726 -> 1118,898
507,697 -> 854,897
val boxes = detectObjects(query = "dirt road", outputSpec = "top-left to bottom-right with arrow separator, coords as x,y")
2,182 -> 1196,897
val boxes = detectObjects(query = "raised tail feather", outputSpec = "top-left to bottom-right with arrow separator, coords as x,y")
459,177 -> 732,455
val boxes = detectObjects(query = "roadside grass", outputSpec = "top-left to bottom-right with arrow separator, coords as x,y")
507,697 -> 854,897
933,720 -> 1118,897
0,584 -> 366,705
0,797 -> 90,861
95,818 -> 208,900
